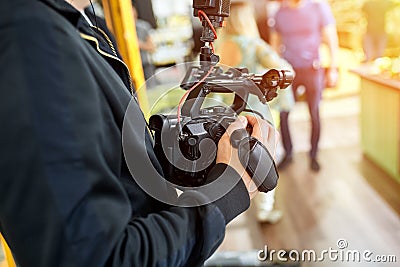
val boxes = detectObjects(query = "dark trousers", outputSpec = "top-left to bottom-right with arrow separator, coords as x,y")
280,68 -> 324,159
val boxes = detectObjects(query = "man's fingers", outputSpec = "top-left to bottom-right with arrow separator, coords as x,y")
245,115 -> 259,127
245,115 -> 271,143
245,115 -> 261,137
225,116 -> 248,136
244,115 -> 280,159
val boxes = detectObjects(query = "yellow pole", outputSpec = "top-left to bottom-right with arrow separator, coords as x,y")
0,234 -> 16,267
102,0 -> 150,117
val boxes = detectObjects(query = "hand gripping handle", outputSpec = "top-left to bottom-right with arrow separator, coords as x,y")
230,129 -> 279,193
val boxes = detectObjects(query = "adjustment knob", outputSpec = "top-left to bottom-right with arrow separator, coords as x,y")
187,137 -> 197,146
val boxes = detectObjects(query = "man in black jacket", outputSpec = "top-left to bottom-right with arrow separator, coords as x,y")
0,0 -> 278,266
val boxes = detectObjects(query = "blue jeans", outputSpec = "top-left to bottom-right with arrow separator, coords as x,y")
280,68 -> 324,159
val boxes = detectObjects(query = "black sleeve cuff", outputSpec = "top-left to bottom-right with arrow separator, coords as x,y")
207,163 -> 250,224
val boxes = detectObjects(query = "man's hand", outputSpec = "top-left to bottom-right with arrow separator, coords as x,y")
245,115 -> 279,160
325,67 -> 339,88
216,116 -> 279,199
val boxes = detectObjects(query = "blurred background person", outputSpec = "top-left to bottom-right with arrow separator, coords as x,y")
132,0 -> 157,29
270,0 -> 339,171
253,0 -> 271,44
362,0 -> 398,62
215,0 -> 295,223
133,6 -> 157,86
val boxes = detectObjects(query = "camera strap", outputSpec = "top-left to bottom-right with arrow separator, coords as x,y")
236,136 -> 279,193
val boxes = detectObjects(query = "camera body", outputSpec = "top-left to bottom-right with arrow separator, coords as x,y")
150,106 -> 235,187
149,66 -> 293,187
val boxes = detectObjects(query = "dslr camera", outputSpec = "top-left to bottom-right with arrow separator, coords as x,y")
149,0 -> 294,190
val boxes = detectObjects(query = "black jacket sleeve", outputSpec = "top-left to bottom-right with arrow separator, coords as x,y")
0,1 -> 250,267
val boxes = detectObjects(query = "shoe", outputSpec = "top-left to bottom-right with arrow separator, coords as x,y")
277,154 -> 293,169
310,158 -> 320,171
257,209 -> 283,224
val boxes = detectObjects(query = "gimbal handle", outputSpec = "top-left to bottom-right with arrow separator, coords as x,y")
180,81 -> 250,119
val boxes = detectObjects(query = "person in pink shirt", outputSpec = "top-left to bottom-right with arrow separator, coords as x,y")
271,0 -> 339,171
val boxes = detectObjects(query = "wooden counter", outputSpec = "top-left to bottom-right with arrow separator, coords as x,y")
351,65 -> 400,183
351,64 -> 400,89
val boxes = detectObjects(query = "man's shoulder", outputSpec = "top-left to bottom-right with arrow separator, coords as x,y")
308,0 -> 330,9
0,0 -> 47,24
308,0 -> 325,8
0,0 -> 79,35
309,0 -> 327,4
309,0 -> 334,18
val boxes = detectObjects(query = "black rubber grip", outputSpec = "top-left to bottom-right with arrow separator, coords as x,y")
230,128 -> 249,148
237,137 -> 279,193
